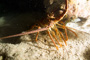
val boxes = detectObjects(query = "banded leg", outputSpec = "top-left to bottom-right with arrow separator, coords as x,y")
64,28 -> 68,41
35,32 -> 39,41
66,27 -> 77,37
58,21 -> 77,38
59,32 -> 67,46
54,27 -> 63,42
51,30 -> 62,47
53,25 -> 67,46
60,22 -> 68,41
28,25 -> 41,42
35,26 -> 41,41
57,23 -> 68,41
47,30 -> 59,50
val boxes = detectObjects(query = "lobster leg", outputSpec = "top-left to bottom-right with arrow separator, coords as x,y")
47,30 -> 59,50
35,32 -> 39,41
54,27 -> 63,42
57,23 -> 68,41
66,27 -> 77,37
64,27 -> 68,41
59,31 -> 67,46
51,30 -> 62,47
35,26 -> 41,41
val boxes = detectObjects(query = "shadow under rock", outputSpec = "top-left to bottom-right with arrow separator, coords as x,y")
0,12 -> 46,44
0,53 -> 7,60
77,17 -> 87,26
0,0 -> 46,44
83,48 -> 90,60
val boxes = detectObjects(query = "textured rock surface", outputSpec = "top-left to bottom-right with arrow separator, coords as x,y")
0,0 -> 90,60
0,21 -> 90,60
68,0 -> 90,18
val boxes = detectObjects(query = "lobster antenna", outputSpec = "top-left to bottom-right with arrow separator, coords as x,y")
0,27 -> 48,40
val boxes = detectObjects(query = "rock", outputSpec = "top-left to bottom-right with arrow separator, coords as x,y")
68,0 -> 90,18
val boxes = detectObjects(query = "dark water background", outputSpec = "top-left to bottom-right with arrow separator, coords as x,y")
0,0 -> 46,44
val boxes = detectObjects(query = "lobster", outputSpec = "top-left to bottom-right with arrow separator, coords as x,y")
0,0 -> 77,50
